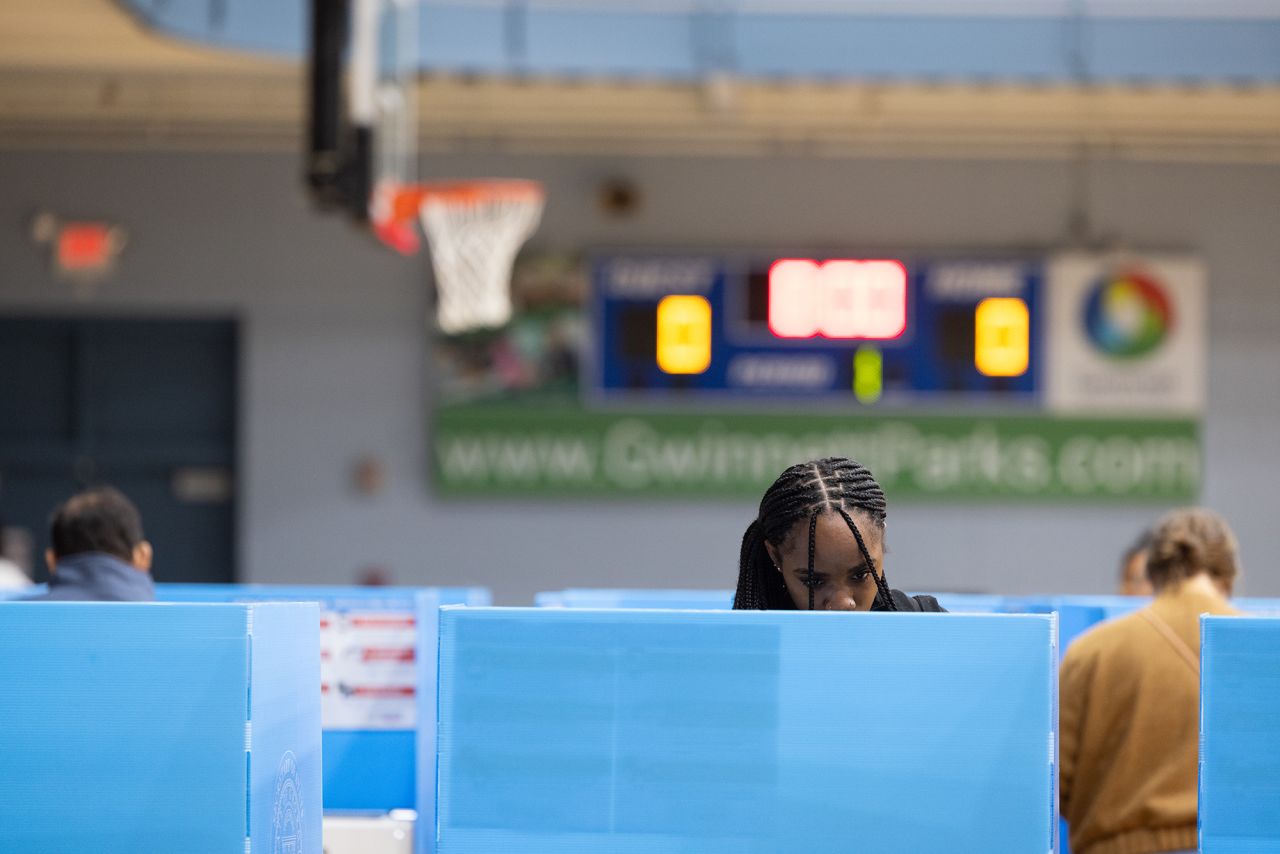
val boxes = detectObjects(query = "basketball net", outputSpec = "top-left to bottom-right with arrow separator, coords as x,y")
375,181 -> 544,335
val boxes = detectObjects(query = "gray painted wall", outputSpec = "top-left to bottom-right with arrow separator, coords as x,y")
1,150 -> 1276,603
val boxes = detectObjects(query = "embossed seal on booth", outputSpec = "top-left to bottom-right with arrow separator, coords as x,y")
273,751 -> 303,854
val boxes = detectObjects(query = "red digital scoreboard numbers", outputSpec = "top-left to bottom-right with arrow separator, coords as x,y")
768,259 -> 908,340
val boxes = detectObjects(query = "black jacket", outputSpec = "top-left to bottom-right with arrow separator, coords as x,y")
877,589 -> 946,612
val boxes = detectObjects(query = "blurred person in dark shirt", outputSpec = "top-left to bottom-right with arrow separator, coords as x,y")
22,486 -> 154,602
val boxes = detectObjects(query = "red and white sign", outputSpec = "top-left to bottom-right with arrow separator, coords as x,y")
319,609 -> 418,730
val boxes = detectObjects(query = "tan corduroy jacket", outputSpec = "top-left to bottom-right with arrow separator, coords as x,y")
1060,580 -> 1238,854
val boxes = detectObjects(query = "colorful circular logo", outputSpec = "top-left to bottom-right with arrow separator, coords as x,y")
1083,269 -> 1173,358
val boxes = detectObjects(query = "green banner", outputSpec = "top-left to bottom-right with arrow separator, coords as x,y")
432,407 -> 1198,504
433,404 -> 1199,501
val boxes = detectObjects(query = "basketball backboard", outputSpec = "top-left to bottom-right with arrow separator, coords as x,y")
305,0 -> 545,335
306,0 -> 417,228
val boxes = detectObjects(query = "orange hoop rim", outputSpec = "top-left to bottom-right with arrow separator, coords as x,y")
387,180 -> 544,223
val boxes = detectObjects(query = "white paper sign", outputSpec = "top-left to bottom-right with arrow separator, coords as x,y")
320,609 -> 418,730
1045,253 -> 1206,415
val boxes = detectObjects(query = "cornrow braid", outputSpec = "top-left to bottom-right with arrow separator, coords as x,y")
734,521 -> 765,610
733,456 -> 897,611
836,506 -> 896,611
807,510 -> 818,612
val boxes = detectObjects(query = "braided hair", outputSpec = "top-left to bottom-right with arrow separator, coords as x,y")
733,457 -> 897,611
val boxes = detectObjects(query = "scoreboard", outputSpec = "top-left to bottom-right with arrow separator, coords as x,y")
591,254 -> 1044,407
431,250 -> 1204,500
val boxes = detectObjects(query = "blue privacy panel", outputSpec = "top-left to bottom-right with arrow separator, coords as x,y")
1200,616 -> 1280,853
1236,597 -> 1280,616
537,590 -> 1011,611
323,729 -> 416,809
926,593 -> 1005,613
157,583 -> 489,610
535,588 -> 734,609
535,590 -> 1137,621
157,584 -> 490,854
0,583 -> 43,599
416,588 -> 485,854
437,608 -> 1057,854
0,601 -> 321,854
1003,596 -> 1146,658
246,602 -> 324,852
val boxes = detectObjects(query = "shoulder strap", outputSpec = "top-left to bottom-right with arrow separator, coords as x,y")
1138,608 -> 1200,676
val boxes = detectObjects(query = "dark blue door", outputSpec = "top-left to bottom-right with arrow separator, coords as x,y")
0,317 -> 237,584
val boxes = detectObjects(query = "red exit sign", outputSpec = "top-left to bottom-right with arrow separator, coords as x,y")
768,259 -> 907,340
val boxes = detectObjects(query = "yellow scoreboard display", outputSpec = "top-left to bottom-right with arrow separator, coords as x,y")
975,297 -> 1031,378
592,255 -> 1040,405
655,295 -> 713,375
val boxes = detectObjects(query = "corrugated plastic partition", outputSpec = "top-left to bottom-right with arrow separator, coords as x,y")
156,584 -> 490,854
1200,615 -> 1280,853
1237,598 -> 1280,616
533,589 -> 1009,612
927,593 -> 1006,613
1003,597 -> 1146,659
437,608 -> 1058,854
535,588 -> 735,609
0,602 -> 322,854
0,584 -> 44,599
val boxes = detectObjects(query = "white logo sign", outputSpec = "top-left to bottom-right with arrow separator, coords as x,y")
1044,253 -> 1205,415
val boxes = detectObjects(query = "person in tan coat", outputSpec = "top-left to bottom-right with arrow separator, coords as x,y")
1060,508 -> 1241,854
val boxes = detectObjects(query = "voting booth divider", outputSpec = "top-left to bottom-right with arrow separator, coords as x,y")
1007,595 -> 1280,655
157,583 -> 491,854
1002,597 -> 1145,661
0,601 -> 322,854
535,588 -> 1280,652
534,588 -> 1127,654
535,588 -> 735,609
435,607 -> 1059,854
12,587 -> 1280,853
0,584 -> 45,599
1200,615 -> 1280,853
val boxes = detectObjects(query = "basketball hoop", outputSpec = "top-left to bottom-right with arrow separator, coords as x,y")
372,180 -> 544,335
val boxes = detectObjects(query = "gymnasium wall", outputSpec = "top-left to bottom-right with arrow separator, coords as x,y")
0,149 -> 1276,602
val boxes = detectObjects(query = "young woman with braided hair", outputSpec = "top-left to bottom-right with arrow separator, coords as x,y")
734,457 -> 944,612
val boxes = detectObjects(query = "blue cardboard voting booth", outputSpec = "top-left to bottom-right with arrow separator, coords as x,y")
533,588 -> 1104,621
0,601 -> 321,854
1002,596 -> 1145,660
436,607 -> 1058,853
1200,615 -> 1280,853
157,584 -> 490,854
536,588 -> 734,609
534,589 -> 1008,612
0,584 -> 44,600
1236,597 -> 1280,615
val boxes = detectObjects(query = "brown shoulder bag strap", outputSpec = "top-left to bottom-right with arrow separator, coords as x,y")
1139,608 -> 1200,676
